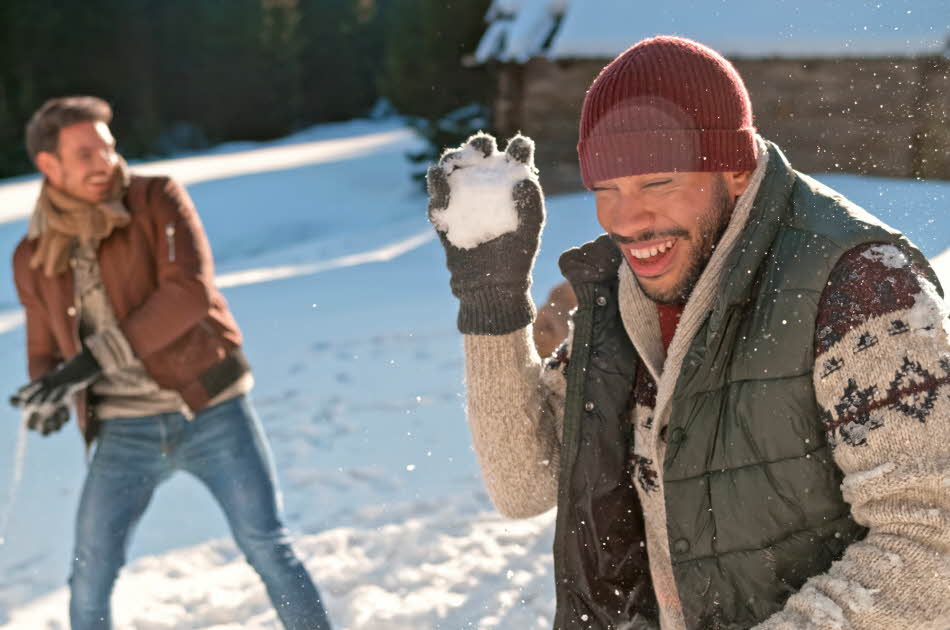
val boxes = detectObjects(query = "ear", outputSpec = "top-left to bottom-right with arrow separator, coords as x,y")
723,170 -> 753,199
35,151 -> 61,183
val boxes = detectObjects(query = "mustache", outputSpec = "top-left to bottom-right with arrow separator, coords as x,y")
610,228 -> 689,245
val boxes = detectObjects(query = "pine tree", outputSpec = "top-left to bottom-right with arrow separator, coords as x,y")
297,0 -> 380,123
0,0 -> 385,178
378,0 -> 492,120
154,0 -> 302,144
0,0 -> 132,175
378,0 -> 493,183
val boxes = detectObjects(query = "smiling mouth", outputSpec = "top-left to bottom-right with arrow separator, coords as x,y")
622,238 -> 679,278
627,239 -> 675,259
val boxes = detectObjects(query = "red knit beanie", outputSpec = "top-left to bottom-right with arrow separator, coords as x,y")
577,36 -> 757,189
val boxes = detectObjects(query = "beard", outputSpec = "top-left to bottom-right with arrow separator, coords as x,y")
634,174 -> 734,305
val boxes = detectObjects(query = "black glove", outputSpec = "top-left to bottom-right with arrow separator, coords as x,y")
426,132 -> 545,335
10,348 -> 101,435
26,404 -> 71,436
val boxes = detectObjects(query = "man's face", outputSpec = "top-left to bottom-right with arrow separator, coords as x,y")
594,170 -> 749,304
37,121 -> 118,203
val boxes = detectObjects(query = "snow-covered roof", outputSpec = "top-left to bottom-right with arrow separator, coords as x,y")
474,0 -> 950,63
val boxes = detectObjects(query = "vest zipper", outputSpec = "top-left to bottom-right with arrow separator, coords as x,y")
165,223 -> 176,262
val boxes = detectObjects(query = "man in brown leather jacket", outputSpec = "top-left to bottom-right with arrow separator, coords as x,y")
9,96 -> 332,630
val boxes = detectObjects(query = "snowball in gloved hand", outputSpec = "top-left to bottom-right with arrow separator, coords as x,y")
429,133 -> 538,250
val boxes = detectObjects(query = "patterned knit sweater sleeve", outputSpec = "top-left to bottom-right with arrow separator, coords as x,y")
756,243 -> 950,629
462,325 -> 570,518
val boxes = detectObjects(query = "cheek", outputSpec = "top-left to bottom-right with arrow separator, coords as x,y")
58,158 -> 79,180
48,163 -> 66,187
594,202 -> 612,233
61,167 -> 78,187
664,205 -> 701,238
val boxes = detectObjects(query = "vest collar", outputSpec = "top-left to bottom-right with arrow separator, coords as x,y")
709,142 -> 798,333
558,233 -> 623,306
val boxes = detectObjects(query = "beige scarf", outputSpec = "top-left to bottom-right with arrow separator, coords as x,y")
28,158 -> 131,277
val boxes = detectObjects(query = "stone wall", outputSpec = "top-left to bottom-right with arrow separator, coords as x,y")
734,58 -> 950,180
491,56 -> 950,192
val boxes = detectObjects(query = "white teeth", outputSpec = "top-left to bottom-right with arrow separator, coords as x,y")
630,239 -> 675,259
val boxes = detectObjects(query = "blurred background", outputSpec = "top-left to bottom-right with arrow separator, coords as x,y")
0,2 -> 947,628
0,0 -> 495,181
1,0 -> 947,189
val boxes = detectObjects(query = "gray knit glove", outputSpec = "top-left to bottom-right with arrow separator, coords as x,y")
426,133 -> 545,335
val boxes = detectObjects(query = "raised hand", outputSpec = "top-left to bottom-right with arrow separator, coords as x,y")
427,132 -> 545,335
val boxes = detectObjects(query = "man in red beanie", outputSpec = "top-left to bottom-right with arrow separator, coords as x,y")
427,36 -> 950,630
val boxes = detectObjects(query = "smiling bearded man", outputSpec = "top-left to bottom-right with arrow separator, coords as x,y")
9,96 -> 333,630
427,36 -> 950,630
605,171 -> 733,306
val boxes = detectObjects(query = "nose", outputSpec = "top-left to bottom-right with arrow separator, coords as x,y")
605,194 -> 657,239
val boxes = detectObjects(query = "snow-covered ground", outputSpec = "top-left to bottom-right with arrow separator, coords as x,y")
0,119 -> 947,629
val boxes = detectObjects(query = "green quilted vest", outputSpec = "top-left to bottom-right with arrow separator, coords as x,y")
553,142 -> 939,630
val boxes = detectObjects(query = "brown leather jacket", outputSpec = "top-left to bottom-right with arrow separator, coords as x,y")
13,175 -> 249,444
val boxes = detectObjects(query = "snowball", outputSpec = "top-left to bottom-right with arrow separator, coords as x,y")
861,244 -> 909,269
431,141 -> 538,250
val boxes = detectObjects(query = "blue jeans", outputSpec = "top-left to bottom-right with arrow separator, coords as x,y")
69,395 -> 332,630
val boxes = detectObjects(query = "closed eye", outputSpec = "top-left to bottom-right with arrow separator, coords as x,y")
643,179 -> 672,189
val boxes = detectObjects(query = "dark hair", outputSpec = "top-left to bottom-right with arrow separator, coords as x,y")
25,96 -> 113,162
